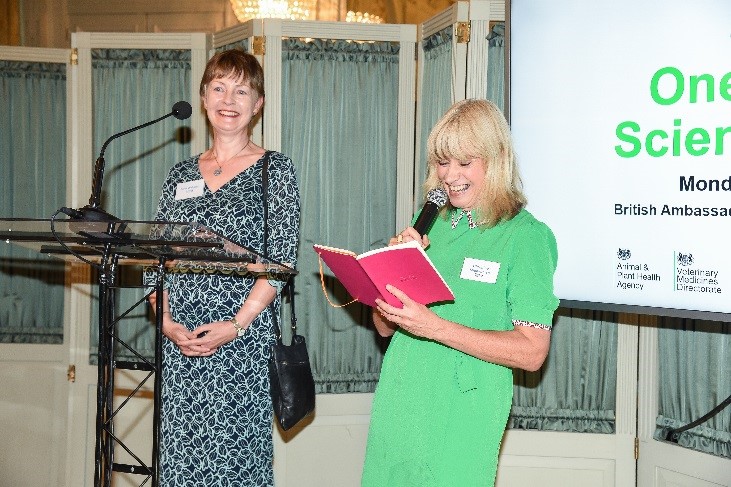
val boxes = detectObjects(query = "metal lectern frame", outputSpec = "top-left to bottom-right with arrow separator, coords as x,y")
0,218 -> 296,487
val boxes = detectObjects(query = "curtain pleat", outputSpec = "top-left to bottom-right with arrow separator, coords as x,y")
281,38 -> 399,392
415,28 -> 453,200
0,60 -> 66,344
486,22 -> 505,111
88,49 -> 191,362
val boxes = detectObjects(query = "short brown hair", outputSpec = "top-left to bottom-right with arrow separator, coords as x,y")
199,49 -> 264,98
424,99 -> 526,227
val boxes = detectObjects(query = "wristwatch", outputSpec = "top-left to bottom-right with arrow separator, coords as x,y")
230,317 -> 245,337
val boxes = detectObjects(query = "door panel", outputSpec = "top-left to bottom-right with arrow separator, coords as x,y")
639,440 -> 730,487
0,349 -> 68,486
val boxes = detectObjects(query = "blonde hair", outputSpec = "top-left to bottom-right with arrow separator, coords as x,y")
423,99 -> 526,227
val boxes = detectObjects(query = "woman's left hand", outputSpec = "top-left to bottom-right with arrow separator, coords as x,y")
178,320 -> 240,356
374,284 -> 446,340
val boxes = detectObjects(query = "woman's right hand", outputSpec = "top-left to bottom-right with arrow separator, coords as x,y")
162,315 -> 216,357
150,290 -> 214,356
390,226 -> 429,248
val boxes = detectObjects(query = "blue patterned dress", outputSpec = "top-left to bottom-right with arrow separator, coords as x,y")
152,151 -> 300,486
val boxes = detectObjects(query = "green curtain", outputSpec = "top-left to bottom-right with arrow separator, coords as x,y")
0,60 -> 66,344
486,22 -> 505,112
654,317 -> 731,458
510,308 -> 618,433
88,49 -> 192,362
416,27 -> 453,201
280,38 -> 400,393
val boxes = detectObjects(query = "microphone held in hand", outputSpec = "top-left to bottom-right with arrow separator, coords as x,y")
412,188 -> 448,236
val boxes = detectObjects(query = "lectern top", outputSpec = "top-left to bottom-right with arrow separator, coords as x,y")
0,218 -> 296,275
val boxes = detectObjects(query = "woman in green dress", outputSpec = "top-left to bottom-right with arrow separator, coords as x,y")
361,99 -> 559,486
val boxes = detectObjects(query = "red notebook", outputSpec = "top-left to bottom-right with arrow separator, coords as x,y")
313,240 -> 454,308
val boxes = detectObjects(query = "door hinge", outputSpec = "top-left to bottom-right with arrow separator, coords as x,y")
70,48 -> 78,65
456,22 -> 471,44
253,36 -> 265,55
67,364 -> 76,382
634,437 -> 639,460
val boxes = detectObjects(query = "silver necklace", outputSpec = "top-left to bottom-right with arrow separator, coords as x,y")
213,140 -> 250,176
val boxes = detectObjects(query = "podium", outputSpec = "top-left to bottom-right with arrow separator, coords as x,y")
0,217 -> 296,486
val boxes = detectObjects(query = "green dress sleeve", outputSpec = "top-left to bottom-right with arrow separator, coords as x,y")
506,217 -> 559,326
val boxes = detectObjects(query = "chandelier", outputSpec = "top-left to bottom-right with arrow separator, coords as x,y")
345,11 -> 384,24
230,0 -> 317,21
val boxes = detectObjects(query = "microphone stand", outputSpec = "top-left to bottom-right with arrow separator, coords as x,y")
58,100 -> 191,487
67,101 -> 193,222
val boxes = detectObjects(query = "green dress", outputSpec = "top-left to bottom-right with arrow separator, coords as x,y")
361,209 -> 559,487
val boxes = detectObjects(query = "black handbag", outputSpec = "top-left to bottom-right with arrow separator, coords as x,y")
268,279 -> 316,430
261,152 -> 315,430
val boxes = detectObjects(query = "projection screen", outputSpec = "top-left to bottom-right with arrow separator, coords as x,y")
507,0 -> 731,318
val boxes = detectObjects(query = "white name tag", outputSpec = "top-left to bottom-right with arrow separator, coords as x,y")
460,258 -> 500,284
175,179 -> 205,200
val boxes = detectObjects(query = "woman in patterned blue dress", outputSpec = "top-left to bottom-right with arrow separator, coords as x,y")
148,50 -> 300,486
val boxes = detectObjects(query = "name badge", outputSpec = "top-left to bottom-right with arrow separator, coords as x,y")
460,258 -> 500,284
175,179 -> 205,200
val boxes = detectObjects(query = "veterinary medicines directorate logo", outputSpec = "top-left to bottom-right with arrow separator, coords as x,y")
677,252 -> 694,266
617,249 -> 631,260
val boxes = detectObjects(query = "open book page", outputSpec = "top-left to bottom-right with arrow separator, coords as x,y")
314,241 -> 454,308
313,244 -> 381,307
357,241 -> 454,308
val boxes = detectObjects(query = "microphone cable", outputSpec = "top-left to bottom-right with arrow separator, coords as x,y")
50,208 -> 104,271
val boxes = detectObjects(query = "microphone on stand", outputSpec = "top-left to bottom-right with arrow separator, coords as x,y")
412,188 -> 449,236
69,101 -> 193,222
